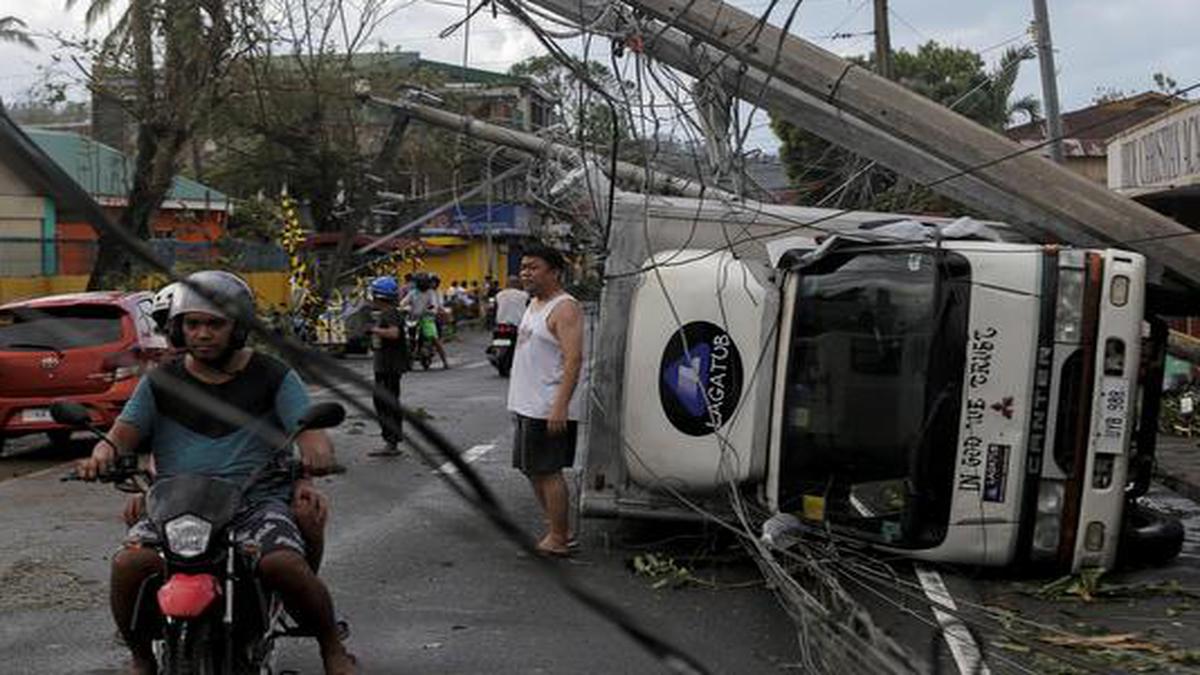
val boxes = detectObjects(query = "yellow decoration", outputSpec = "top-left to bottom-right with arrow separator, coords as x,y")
802,495 -> 826,522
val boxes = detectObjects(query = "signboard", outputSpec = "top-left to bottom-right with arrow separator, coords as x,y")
1108,101 -> 1200,196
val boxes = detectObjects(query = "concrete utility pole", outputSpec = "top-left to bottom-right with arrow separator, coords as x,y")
1032,0 -> 1066,163
363,95 -> 737,201
873,0 -> 892,80
540,0 -> 1200,292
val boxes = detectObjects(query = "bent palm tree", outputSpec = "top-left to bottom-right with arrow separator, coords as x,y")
0,16 -> 37,50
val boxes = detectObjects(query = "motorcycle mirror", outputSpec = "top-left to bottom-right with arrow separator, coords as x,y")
296,402 -> 346,431
50,401 -> 92,427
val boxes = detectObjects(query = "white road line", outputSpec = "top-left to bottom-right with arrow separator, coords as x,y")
436,443 -> 495,475
914,564 -> 991,675
459,360 -> 489,370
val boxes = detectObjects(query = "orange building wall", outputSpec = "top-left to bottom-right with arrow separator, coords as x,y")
55,207 -> 228,275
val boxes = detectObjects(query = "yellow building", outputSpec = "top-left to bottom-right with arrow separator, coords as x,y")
401,236 -> 511,286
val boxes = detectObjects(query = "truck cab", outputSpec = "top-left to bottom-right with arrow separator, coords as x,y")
600,232 -> 1174,573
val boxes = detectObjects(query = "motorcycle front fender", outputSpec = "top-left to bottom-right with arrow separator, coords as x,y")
158,572 -> 220,619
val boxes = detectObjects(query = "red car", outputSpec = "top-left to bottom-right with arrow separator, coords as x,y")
0,291 -> 168,452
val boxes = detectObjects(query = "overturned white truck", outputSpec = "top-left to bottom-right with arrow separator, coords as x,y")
581,192 -> 1183,573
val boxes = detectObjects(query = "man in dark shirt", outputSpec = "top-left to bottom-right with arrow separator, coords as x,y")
367,276 -> 408,456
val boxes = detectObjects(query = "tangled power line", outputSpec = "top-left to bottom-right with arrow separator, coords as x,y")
23,0 -> 1200,671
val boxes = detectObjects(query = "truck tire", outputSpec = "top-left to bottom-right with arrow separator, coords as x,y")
1119,501 -> 1185,567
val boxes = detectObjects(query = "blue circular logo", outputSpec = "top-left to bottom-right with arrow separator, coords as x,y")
658,321 -> 744,437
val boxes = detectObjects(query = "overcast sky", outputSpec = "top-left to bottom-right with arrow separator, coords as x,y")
0,0 -> 1196,152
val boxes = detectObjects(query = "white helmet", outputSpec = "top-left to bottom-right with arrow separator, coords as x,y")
151,282 -> 181,333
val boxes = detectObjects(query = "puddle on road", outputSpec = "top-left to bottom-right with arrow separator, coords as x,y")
0,557 -> 104,612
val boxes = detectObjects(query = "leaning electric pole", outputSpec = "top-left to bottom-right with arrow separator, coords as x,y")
1032,0 -> 1065,163
873,0 -> 892,79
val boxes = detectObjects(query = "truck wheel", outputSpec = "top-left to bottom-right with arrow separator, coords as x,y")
1119,501 -> 1185,567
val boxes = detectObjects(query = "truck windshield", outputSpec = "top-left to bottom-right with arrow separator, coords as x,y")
779,249 -> 970,549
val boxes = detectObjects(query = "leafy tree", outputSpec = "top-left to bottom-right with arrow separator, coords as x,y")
508,54 -> 629,147
771,41 -> 1039,210
0,15 -> 36,49
65,0 -> 239,289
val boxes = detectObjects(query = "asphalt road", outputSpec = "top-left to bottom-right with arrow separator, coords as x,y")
0,329 -> 800,674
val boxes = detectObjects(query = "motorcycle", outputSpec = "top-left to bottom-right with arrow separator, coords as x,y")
486,323 -> 518,377
55,400 -> 348,675
405,314 -> 434,370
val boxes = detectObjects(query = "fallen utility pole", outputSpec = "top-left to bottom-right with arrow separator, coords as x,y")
363,94 -> 738,202
355,161 -> 528,256
501,0 -> 1102,244
506,0 -> 1200,293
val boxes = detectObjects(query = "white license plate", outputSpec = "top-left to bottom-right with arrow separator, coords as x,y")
491,339 -> 513,348
1096,378 -> 1129,452
21,408 -> 52,423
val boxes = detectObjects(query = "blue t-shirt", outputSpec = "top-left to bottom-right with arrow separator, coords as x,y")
119,353 -> 311,503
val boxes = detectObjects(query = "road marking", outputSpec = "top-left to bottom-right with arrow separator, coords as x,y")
914,564 -> 990,675
459,360 -> 489,370
436,443 -> 494,475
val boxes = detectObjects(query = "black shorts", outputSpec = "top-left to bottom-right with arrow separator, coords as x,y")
512,413 -> 578,476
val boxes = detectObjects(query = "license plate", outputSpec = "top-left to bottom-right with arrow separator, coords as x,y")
1096,378 -> 1129,452
21,408 -> 52,423
491,339 -> 512,348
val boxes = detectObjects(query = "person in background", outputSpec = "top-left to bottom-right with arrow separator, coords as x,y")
367,276 -> 407,456
507,245 -> 585,557
401,274 -> 451,369
493,275 -> 529,329
469,280 -> 484,318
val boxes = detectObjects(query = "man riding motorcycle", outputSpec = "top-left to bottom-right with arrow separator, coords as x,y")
77,270 -> 356,675
400,273 -> 450,369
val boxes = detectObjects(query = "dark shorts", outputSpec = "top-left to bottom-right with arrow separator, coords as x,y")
126,500 -> 306,559
512,413 -> 578,476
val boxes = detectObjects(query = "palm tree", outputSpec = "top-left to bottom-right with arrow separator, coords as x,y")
981,45 -> 1041,129
0,16 -> 37,50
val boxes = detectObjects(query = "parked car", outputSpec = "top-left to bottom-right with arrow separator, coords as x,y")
0,291 -> 168,452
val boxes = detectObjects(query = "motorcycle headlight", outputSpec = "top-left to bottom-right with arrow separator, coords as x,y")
1030,480 -> 1065,559
164,515 -> 212,558
1055,268 -> 1085,343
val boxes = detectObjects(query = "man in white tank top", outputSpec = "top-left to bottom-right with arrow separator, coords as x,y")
506,244 -> 584,557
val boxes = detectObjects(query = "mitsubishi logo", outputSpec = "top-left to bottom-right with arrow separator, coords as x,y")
40,355 -> 61,370
990,396 -> 1015,420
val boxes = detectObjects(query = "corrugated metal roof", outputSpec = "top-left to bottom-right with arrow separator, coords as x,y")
22,128 -> 228,209
1005,92 -> 1178,154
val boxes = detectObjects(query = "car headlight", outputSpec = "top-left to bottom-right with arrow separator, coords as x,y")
1030,480 -> 1065,559
1055,268 -> 1085,343
164,515 -> 212,558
